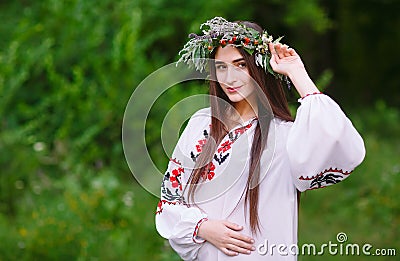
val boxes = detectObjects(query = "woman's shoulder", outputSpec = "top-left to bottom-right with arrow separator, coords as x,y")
189,107 -> 211,122
273,117 -> 293,128
192,107 -> 211,117
271,118 -> 293,141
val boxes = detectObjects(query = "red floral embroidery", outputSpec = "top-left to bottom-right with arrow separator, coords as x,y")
169,176 -> 180,190
207,171 -> 215,180
195,138 -> 207,153
156,199 -> 180,215
172,167 -> 184,176
217,140 -> 232,153
234,122 -> 253,135
156,200 -> 163,214
170,158 -> 182,165
192,217 -> 208,244
215,122 -> 253,153
201,162 -> 216,181
169,166 -> 184,190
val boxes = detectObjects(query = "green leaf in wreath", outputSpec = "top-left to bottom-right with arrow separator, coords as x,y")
244,47 -> 254,55
273,35 -> 284,44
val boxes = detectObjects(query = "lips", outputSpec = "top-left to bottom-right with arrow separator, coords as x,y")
226,86 -> 242,93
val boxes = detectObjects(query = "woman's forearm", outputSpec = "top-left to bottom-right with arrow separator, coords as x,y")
288,67 -> 320,98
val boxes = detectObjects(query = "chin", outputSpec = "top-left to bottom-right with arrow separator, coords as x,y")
226,91 -> 250,103
228,97 -> 245,103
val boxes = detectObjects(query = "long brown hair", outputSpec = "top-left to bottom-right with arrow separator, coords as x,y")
187,21 -> 293,234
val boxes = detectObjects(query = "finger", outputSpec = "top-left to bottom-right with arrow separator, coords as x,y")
268,43 -> 280,71
221,248 -> 239,256
226,243 -> 252,255
288,48 -> 296,56
277,43 -> 287,59
274,43 -> 286,59
279,45 -> 291,58
229,237 -> 255,251
223,221 -> 243,231
269,53 -> 278,70
281,45 -> 291,57
229,231 -> 254,244
289,48 -> 298,56
268,42 -> 276,54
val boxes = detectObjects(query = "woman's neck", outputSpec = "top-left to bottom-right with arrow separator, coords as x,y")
233,96 -> 258,122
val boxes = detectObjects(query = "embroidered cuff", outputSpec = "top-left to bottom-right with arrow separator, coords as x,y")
299,167 -> 353,191
192,217 -> 208,244
299,92 -> 323,101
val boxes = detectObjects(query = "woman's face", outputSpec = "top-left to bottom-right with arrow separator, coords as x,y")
214,45 -> 255,103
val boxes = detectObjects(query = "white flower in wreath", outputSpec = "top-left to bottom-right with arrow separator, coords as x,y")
255,53 -> 263,67
262,34 -> 273,44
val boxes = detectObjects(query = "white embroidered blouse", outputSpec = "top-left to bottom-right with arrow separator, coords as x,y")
155,94 -> 365,260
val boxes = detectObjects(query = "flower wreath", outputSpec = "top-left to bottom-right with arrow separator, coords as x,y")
177,17 -> 290,87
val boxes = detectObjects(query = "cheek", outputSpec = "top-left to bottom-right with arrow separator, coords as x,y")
236,68 -> 251,83
241,83 -> 255,95
215,71 -> 224,82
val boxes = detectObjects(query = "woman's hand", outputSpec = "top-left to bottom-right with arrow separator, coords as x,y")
269,42 -> 319,97
197,219 -> 255,256
268,42 -> 304,76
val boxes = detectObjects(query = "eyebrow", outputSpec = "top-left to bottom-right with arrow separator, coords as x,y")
215,58 -> 245,65
232,58 -> 245,63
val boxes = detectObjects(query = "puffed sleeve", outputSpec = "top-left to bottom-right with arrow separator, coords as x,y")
155,111 -> 208,261
286,93 -> 365,192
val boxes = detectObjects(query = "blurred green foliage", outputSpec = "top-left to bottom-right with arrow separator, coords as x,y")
0,0 -> 399,260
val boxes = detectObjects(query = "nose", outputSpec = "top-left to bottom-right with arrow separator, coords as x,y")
224,64 -> 237,86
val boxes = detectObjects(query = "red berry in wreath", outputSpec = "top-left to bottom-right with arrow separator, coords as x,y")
220,39 -> 227,45
208,46 -> 213,50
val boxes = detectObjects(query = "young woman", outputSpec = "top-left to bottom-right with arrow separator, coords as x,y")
155,17 -> 365,260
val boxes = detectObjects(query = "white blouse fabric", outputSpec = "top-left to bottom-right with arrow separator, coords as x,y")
155,94 -> 365,260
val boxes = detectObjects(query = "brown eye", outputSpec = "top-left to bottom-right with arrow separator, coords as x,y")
216,64 -> 227,71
